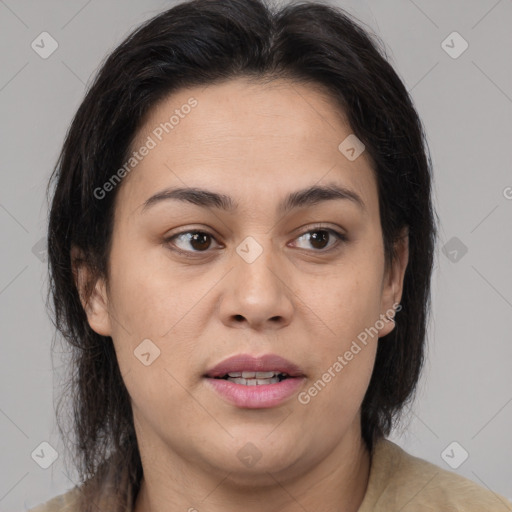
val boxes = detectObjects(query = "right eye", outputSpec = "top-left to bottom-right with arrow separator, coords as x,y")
164,230 -> 222,255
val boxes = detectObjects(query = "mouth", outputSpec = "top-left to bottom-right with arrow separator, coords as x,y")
210,371 -> 292,385
203,353 -> 306,408
203,353 -> 305,380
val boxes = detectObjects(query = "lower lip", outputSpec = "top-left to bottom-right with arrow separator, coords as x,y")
204,377 -> 305,409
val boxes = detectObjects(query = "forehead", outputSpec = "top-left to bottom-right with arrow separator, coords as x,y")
116,77 -> 377,218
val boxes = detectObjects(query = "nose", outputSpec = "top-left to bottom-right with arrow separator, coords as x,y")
218,238 -> 294,331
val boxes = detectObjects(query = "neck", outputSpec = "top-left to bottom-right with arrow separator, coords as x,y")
133,425 -> 371,512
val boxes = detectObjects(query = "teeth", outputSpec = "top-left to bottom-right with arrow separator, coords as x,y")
255,371 -> 279,378
227,377 -> 280,385
233,371 -> 284,378
220,371 -> 290,383
256,378 -> 278,384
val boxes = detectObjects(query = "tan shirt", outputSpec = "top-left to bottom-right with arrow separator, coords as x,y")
27,438 -> 512,511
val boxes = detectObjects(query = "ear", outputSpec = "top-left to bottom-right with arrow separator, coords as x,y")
377,227 -> 409,338
71,245 -> 112,337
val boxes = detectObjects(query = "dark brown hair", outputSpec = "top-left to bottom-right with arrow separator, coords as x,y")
46,0 -> 437,507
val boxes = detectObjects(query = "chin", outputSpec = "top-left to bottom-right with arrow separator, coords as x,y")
201,439 -> 305,482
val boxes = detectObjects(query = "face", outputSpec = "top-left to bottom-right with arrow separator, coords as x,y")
77,77 -> 408,484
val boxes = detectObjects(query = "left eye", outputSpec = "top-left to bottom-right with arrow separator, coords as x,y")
292,228 -> 346,251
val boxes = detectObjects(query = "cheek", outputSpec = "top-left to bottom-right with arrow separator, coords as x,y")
310,259 -> 384,344
302,321 -> 378,426
108,278 -> 201,430
107,240 -> 201,338
105,246 -> 201,402
295,328 -> 377,448
299,248 -> 384,412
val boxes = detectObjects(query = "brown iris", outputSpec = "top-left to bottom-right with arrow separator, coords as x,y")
188,232 -> 212,251
308,230 -> 330,250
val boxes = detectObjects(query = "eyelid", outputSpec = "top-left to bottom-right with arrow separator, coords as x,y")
289,224 -> 347,251
292,222 -> 347,239
164,228 -> 223,257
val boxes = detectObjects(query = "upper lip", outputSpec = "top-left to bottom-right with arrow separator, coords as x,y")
204,353 -> 305,378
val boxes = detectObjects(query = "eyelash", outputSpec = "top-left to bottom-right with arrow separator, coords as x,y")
163,225 -> 347,257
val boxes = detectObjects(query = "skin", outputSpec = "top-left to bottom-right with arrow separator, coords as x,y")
74,77 -> 408,512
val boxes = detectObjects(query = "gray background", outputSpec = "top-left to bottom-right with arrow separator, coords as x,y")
0,0 -> 511,509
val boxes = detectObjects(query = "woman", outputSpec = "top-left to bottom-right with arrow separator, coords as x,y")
31,0 -> 511,510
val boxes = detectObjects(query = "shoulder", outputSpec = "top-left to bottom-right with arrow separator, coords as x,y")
26,487 -> 82,512
359,438 -> 512,512
25,461 -> 133,512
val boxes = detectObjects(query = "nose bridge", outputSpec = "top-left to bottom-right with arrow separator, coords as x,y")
220,234 -> 293,328
235,234 -> 281,297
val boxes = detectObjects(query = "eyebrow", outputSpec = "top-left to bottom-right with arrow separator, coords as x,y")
141,183 -> 366,215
